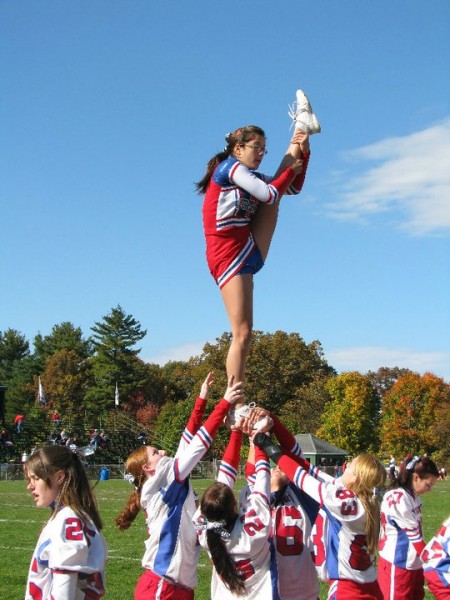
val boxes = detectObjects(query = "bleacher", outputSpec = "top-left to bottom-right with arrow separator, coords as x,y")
0,410 -> 155,467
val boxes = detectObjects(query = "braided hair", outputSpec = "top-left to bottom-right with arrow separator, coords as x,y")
115,445 -> 148,530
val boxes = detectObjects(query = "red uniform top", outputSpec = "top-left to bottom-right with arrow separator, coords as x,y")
202,154 -> 309,288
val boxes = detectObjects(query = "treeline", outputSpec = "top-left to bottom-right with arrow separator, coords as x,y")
1,305 -> 449,464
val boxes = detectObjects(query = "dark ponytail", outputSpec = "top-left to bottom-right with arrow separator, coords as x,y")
196,125 -> 265,194
200,482 -> 246,595
390,455 -> 439,492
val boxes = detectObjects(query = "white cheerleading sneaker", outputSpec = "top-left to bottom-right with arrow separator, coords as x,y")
225,402 -> 256,429
288,89 -> 321,134
225,402 -> 273,431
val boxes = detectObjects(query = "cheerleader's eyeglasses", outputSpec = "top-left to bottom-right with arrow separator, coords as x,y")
243,144 -> 268,155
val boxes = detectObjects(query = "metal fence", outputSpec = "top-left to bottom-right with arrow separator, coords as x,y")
0,460 -> 244,481
1,461 -> 338,482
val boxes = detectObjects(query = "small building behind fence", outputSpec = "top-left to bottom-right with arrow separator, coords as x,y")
295,434 -> 348,468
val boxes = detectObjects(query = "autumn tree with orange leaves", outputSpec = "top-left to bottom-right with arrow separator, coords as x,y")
380,371 -> 450,463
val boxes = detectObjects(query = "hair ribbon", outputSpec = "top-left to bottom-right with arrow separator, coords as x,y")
194,515 -> 231,539
406,456 -> 420,471
124,472 -> 136,485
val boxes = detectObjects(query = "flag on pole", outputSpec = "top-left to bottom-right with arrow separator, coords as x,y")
115,382 -> 119,407
38,377 -> 46,405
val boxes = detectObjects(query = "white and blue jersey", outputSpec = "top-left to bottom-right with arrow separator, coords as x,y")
203,156 -> 307,288
213,157 -> 283,226
277,456 -> 379,585
422,515 -> 450,594
195,447 -> 272,600
26,506 -> 106,600
140,398 -> 231,590
269,483 -> 320,600
379,487 -> 424,570
140,456 -> 199,589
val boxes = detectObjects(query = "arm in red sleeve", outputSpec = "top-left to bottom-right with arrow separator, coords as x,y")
184,396 -> 207,438
232,164 -> 295,205
253,445 -> 271,500
245,461 -> 256,481
270,166 -> 296,197
176,399 -> 232,480
270,415 -> 327,478
218,430 -> 243,487
201,399 -> 232,440
175,396 -> 208,457
271,415 -> 302,457
287,151 -> 310,194
254,445 -> 268,464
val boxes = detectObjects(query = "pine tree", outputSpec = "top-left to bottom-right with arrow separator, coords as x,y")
85,306 -> 147,416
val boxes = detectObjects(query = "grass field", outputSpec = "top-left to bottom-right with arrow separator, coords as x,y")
1,477 -> 448,599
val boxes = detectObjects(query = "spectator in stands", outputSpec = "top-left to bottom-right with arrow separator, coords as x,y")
137,431 -> 147,445
90,430 -> 101,450
14,413 -> 24,434
60,428 -> 70,444
0,429 -> 8,445
98,432 -> 110,450
65,434 -> 78,450
0,428 -> 14,452
48,430 -> 60,445
51,411 -> 61,428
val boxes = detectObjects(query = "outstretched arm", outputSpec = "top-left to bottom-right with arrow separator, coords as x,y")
231,163 -> 297,205
270,415 -> 302,457
273,130 -> 310,174
270,415 -> 332,482
271,130 -> 310,195
244,441 -> 256,487
217,429 -> 243,488
252,443 -> 271,501
176,372 -> 214,456
247,412 -> 332,483
176,377 -> 244,481
253,433 -> 325,506
253,434 -> 365,526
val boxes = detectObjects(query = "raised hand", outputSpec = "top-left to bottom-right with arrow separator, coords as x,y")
223,376 -> 245,406
199,371 -> 214,400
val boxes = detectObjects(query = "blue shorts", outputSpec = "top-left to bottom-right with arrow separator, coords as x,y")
237,246 -> 264,276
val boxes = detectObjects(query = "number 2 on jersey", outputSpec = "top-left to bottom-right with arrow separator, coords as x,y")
65,517 -> 95,546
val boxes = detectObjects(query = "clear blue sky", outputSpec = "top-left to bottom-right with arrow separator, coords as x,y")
2,1 -> 449,381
